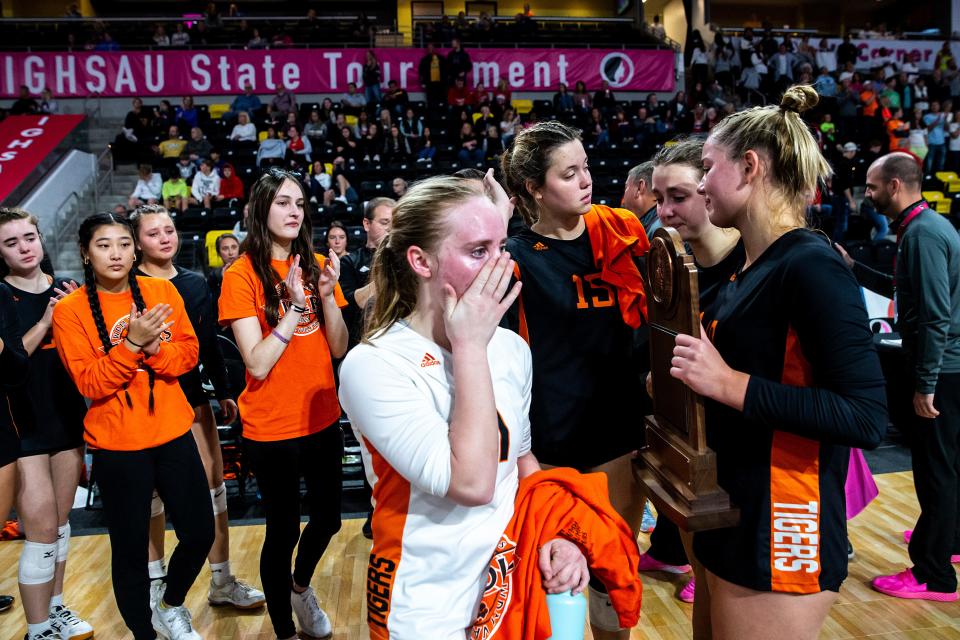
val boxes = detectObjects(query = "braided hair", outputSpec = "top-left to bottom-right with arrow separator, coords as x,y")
78,213 -> 157,413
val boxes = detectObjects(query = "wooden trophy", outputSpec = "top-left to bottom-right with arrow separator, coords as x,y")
633,227 -> 739,531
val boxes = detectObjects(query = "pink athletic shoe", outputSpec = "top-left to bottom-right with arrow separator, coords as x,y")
902,530 -> 960,562
678,578 -> 695,603
871,568 -> 959,602
637,552 -> 691,574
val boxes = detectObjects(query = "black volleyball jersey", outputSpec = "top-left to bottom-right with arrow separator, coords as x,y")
693,229 -> 887,594
3,278 -> 86,453
137,266 -> 230,405
505,226 -> 643,468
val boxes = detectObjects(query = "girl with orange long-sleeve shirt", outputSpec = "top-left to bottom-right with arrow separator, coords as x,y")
52,212 -> 213,640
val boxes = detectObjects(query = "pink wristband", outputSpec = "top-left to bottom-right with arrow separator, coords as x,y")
271,329 -> 290,345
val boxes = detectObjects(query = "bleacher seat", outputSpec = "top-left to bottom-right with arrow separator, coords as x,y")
209,103 -> 230,120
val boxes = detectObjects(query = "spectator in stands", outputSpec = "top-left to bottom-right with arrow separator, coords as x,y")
226,84 -> 262,123
447,76 -> 473,111
908,110 -> 928,161
186,126 -> 213,166
392,177 -> 408,198
483,124 -> 503,159
418,43 -> 448,109
308,161 -> 334,205
622,161 -> 659,234
353,110 -> 371,140
318,98 -> 337,124
475,104 -> 497,132
332,126 -> 358,162
399,107 -> 422,146
924,101 -> 948,173
593,80 -> 617,117
383,124 -> 411,164
229,111 -> 257,142
162,167 -> 190,213
771,43 -> 797,92
500,108 -> 520,146
712,36 -> 736,91
690,36 -> 709,87
378,109 -> 394,132
175,96 -> 199,131
382,80 -> 409,117
493,78 -> 512,112
947,109 -> 960,172
458,122 -> 484,165
363,50 -> 383,107
285,125 -> 312,166
112,204 -> 128,216
268,85 -> 297,124
94,32 -> 120,51
256,126 -> 286,167
326,221 -> 349,258
417,127 -> 436,162
204,2 -> 222,29
303,110 -> 328,146
38,88 -> 58,114
127,163 -> 163,209
472,82 -> 492,112
830,142 -> 862,243
648,14 -> 666,40
10,85 -> 37,115
446,38 -> 472,84
191,159 -> 221,209
65,2 -> 81,17
119,97 -> 150,147
218,164 -> 244,204
170,22 -> 190,46
330,159 -> 360,204
814,67 -> 838,99
158,125 -> 187,160
207,232 -> 239,302
340,82 -> 367,116
837,34 -> 858,69
360,123 -> 383,164
149,99 -> 172,134
585,108 -> 609,148
887,107 -> 910,152
572,80 -> 592,113
176,152 -> 196,181
246,28 -> 267,49
554,83 -> 575,114
153,24 -> 170,47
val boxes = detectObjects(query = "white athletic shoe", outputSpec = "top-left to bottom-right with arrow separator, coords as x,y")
49,605 -> 94,640
149,579 -> 166,611
23,628 -> 58,640
207,577 -> 266,609
290,586 -> 332,639
151,599 -> 201,640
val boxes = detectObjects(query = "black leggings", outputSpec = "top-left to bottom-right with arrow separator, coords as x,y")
245,425 -> 344,638
93,432 -> 215,640
908,372 -> 960,592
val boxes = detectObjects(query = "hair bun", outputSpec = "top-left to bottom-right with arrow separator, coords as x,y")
780,85 -> 819,115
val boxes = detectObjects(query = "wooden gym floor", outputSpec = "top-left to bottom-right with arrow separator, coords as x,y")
0,471 -> 957,640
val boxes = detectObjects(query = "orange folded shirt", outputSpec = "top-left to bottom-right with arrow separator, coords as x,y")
471,467 -> 642,640
583,204 -> 650,328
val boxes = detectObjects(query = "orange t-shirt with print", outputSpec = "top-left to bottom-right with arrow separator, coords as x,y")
218,253 -> 347,442
52,277 -> 199,451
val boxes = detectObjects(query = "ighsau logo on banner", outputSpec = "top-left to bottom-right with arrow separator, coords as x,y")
600,52 -> 635,88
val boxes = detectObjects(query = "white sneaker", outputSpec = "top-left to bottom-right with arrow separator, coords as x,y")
24,628 -> 58,640
150,579 -> 166,611
49,605 -> 94,640
151,599 -> 201,640
208,577 -> 266,609
290,586 -> 332,639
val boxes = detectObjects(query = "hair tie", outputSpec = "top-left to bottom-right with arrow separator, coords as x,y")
781,104 -> 800,115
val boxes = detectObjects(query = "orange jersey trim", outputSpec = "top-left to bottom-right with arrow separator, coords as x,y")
769,326 -> 822,594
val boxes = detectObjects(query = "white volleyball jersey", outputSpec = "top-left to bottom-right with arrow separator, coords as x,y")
339,322 -> 532,640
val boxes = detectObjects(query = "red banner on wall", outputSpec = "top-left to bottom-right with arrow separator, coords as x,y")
0,48 -> 675,98
0,115 -> 85,202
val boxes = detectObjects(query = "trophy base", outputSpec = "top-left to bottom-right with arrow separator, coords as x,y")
633,460 -> 740,532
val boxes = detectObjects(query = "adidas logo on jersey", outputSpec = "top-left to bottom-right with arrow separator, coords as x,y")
532,241 -> 549,251
420,353 -> 440,367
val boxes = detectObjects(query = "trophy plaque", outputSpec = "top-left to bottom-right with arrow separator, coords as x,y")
633,227 -> 739,531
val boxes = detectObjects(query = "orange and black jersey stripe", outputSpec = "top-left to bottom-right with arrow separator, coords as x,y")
693,229 -> 887,594
505,226 -> 644,468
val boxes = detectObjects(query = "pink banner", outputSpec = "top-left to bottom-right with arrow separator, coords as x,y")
0,48 -> 675,99
0,115 -> 85,202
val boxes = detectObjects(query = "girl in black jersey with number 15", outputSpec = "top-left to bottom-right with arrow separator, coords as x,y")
669,86 -> 887,639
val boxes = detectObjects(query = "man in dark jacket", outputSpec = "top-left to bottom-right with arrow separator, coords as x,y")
418,43 -> 447,109
843,153 -> 960,603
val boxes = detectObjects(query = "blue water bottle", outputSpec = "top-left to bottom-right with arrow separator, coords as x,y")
545,590 -> 587,640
